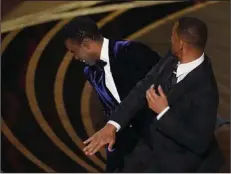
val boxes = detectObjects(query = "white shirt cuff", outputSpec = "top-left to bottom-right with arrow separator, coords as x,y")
107,120 -> 121,132
156,106 -> 170,120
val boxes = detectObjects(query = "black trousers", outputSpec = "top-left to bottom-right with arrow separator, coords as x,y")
106,139 -> 154,172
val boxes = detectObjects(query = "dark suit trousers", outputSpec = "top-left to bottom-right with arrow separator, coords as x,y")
106,128 -> 154,173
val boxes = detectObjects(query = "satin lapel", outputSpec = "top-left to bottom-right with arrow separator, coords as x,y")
108,40 -> 117,68
155,56 -> 177,93
108,40 -> 123,97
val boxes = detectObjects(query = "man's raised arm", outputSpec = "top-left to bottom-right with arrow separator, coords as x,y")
108,52 -> 173,131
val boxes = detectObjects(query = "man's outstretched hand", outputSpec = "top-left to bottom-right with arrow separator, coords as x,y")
83,123 -> 117,156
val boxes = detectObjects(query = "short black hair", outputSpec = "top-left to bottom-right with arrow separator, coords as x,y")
176,17 -> 208,50
63,16 -> 102,43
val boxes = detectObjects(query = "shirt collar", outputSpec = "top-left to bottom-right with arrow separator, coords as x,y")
176,53 -> 205,77
100,38 -> 109,63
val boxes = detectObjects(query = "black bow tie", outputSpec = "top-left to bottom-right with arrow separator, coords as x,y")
95,60 -> 107,69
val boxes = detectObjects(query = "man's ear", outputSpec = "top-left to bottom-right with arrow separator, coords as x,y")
82,38 -> 91,49
179,40 -> 184,50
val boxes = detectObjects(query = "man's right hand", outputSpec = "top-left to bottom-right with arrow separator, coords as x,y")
83,123 -> 116,155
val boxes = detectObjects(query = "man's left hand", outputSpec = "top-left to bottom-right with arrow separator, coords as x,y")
83,123 -> 116,156
146,85 -> 168,114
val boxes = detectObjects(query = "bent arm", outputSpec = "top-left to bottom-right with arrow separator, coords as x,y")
109,55 -> 171,131
155,89 -> 218,154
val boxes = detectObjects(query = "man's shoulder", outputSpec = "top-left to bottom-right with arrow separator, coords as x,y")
190,56 -> 218,95
109,39 -> 160,64
109,39 -> 141,57
200,55 -> 215,78
111,39 -> 149,51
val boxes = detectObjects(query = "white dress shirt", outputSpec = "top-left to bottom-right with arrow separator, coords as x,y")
156,53 -> 205,120
99,38 -> 122,130
100,38 -> 121,102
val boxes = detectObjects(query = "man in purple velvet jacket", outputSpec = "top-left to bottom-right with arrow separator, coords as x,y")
64,16 -> 161,172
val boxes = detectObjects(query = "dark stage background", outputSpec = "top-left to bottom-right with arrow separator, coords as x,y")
1,1 -> 230,173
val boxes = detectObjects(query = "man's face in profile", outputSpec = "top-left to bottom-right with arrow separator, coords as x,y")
171,22 -> 181,58
65,38 -> 96,65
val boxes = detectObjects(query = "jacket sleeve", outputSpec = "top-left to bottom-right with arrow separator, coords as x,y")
109,53 -> 170,131
155,88 -> 218,155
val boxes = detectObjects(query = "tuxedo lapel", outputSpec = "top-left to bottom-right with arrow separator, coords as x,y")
108,39 -> 129,75
108,40 -> 122,95
167,57 -> 209,106
108,40 -> 133,99
156,56 -> 178,94
108,40 -> 117,68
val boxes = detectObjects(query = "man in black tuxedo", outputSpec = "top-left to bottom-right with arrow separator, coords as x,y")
64,17 -> 160,172
83,17 -> 224,172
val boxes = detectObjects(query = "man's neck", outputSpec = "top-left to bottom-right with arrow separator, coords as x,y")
94,39 -> 104,59
179,51 -> 204,64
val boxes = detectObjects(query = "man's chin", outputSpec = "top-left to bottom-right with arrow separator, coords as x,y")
171,51 -> 178,58
75,58 -> 95,66
84,60 -> 96,66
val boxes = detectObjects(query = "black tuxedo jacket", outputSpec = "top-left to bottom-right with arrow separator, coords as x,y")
84,40 -> 161,171
107,40 -> 160,100
108,55 -> 224,172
